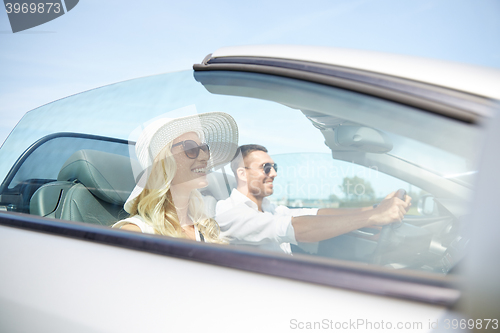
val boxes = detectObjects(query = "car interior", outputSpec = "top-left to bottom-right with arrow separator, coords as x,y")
30,149 -> 137,225
0,128 -> 468,275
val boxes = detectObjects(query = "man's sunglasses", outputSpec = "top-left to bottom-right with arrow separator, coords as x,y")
245,163 -> 278,175
171,140 -> 210,159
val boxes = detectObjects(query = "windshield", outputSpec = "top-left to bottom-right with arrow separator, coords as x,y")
386,133 -> 475,184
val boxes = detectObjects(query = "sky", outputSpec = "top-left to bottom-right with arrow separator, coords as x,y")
1,0 -> 499,146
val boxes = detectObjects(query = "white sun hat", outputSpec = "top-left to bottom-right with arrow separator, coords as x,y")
124,112 -> 238,213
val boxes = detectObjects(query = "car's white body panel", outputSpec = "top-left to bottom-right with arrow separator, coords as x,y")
213,45 -> 500,100
0,225 -> 445,332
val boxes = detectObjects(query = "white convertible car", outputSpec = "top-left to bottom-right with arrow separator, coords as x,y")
1,45 -> 499,332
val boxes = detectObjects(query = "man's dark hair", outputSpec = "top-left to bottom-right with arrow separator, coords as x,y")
230,144 -> 268,177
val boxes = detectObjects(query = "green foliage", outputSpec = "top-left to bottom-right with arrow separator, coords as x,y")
338,176 -> 375,201
328,193 -> 340,202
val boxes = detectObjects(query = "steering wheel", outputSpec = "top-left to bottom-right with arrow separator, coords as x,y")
371,189 -> 407,265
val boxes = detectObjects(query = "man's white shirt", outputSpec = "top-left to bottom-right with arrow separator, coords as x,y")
215,189 -> 318,254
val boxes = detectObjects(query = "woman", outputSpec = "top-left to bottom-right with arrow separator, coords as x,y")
113,112 -> 238,244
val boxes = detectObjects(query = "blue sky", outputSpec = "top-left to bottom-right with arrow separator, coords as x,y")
1,0 -> 499,146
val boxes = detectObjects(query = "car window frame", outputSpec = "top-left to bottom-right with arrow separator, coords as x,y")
194,56 -> 495,123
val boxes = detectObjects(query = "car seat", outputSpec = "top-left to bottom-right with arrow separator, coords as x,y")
200,171 -> 236,218
30,149 -> 139,226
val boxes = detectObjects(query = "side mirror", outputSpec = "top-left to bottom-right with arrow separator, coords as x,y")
418,195 -> 437,216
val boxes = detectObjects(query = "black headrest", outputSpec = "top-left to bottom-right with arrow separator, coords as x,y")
58,150 -> 140,205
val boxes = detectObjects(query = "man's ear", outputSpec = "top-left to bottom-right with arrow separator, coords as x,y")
236,167 -> 247,183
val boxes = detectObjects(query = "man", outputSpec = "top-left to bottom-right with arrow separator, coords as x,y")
215,144 -> 411,254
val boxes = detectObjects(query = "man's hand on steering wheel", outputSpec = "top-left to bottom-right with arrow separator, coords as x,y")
367,190 -> 412,227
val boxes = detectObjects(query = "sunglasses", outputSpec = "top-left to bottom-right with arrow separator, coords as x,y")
245,163 -> 278,175
171,140 -> 210,159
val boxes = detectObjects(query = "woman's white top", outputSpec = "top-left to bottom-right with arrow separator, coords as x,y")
112,215 -> 202,242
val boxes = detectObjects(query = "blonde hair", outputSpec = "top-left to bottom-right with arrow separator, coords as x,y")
127,141 -> 226,244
